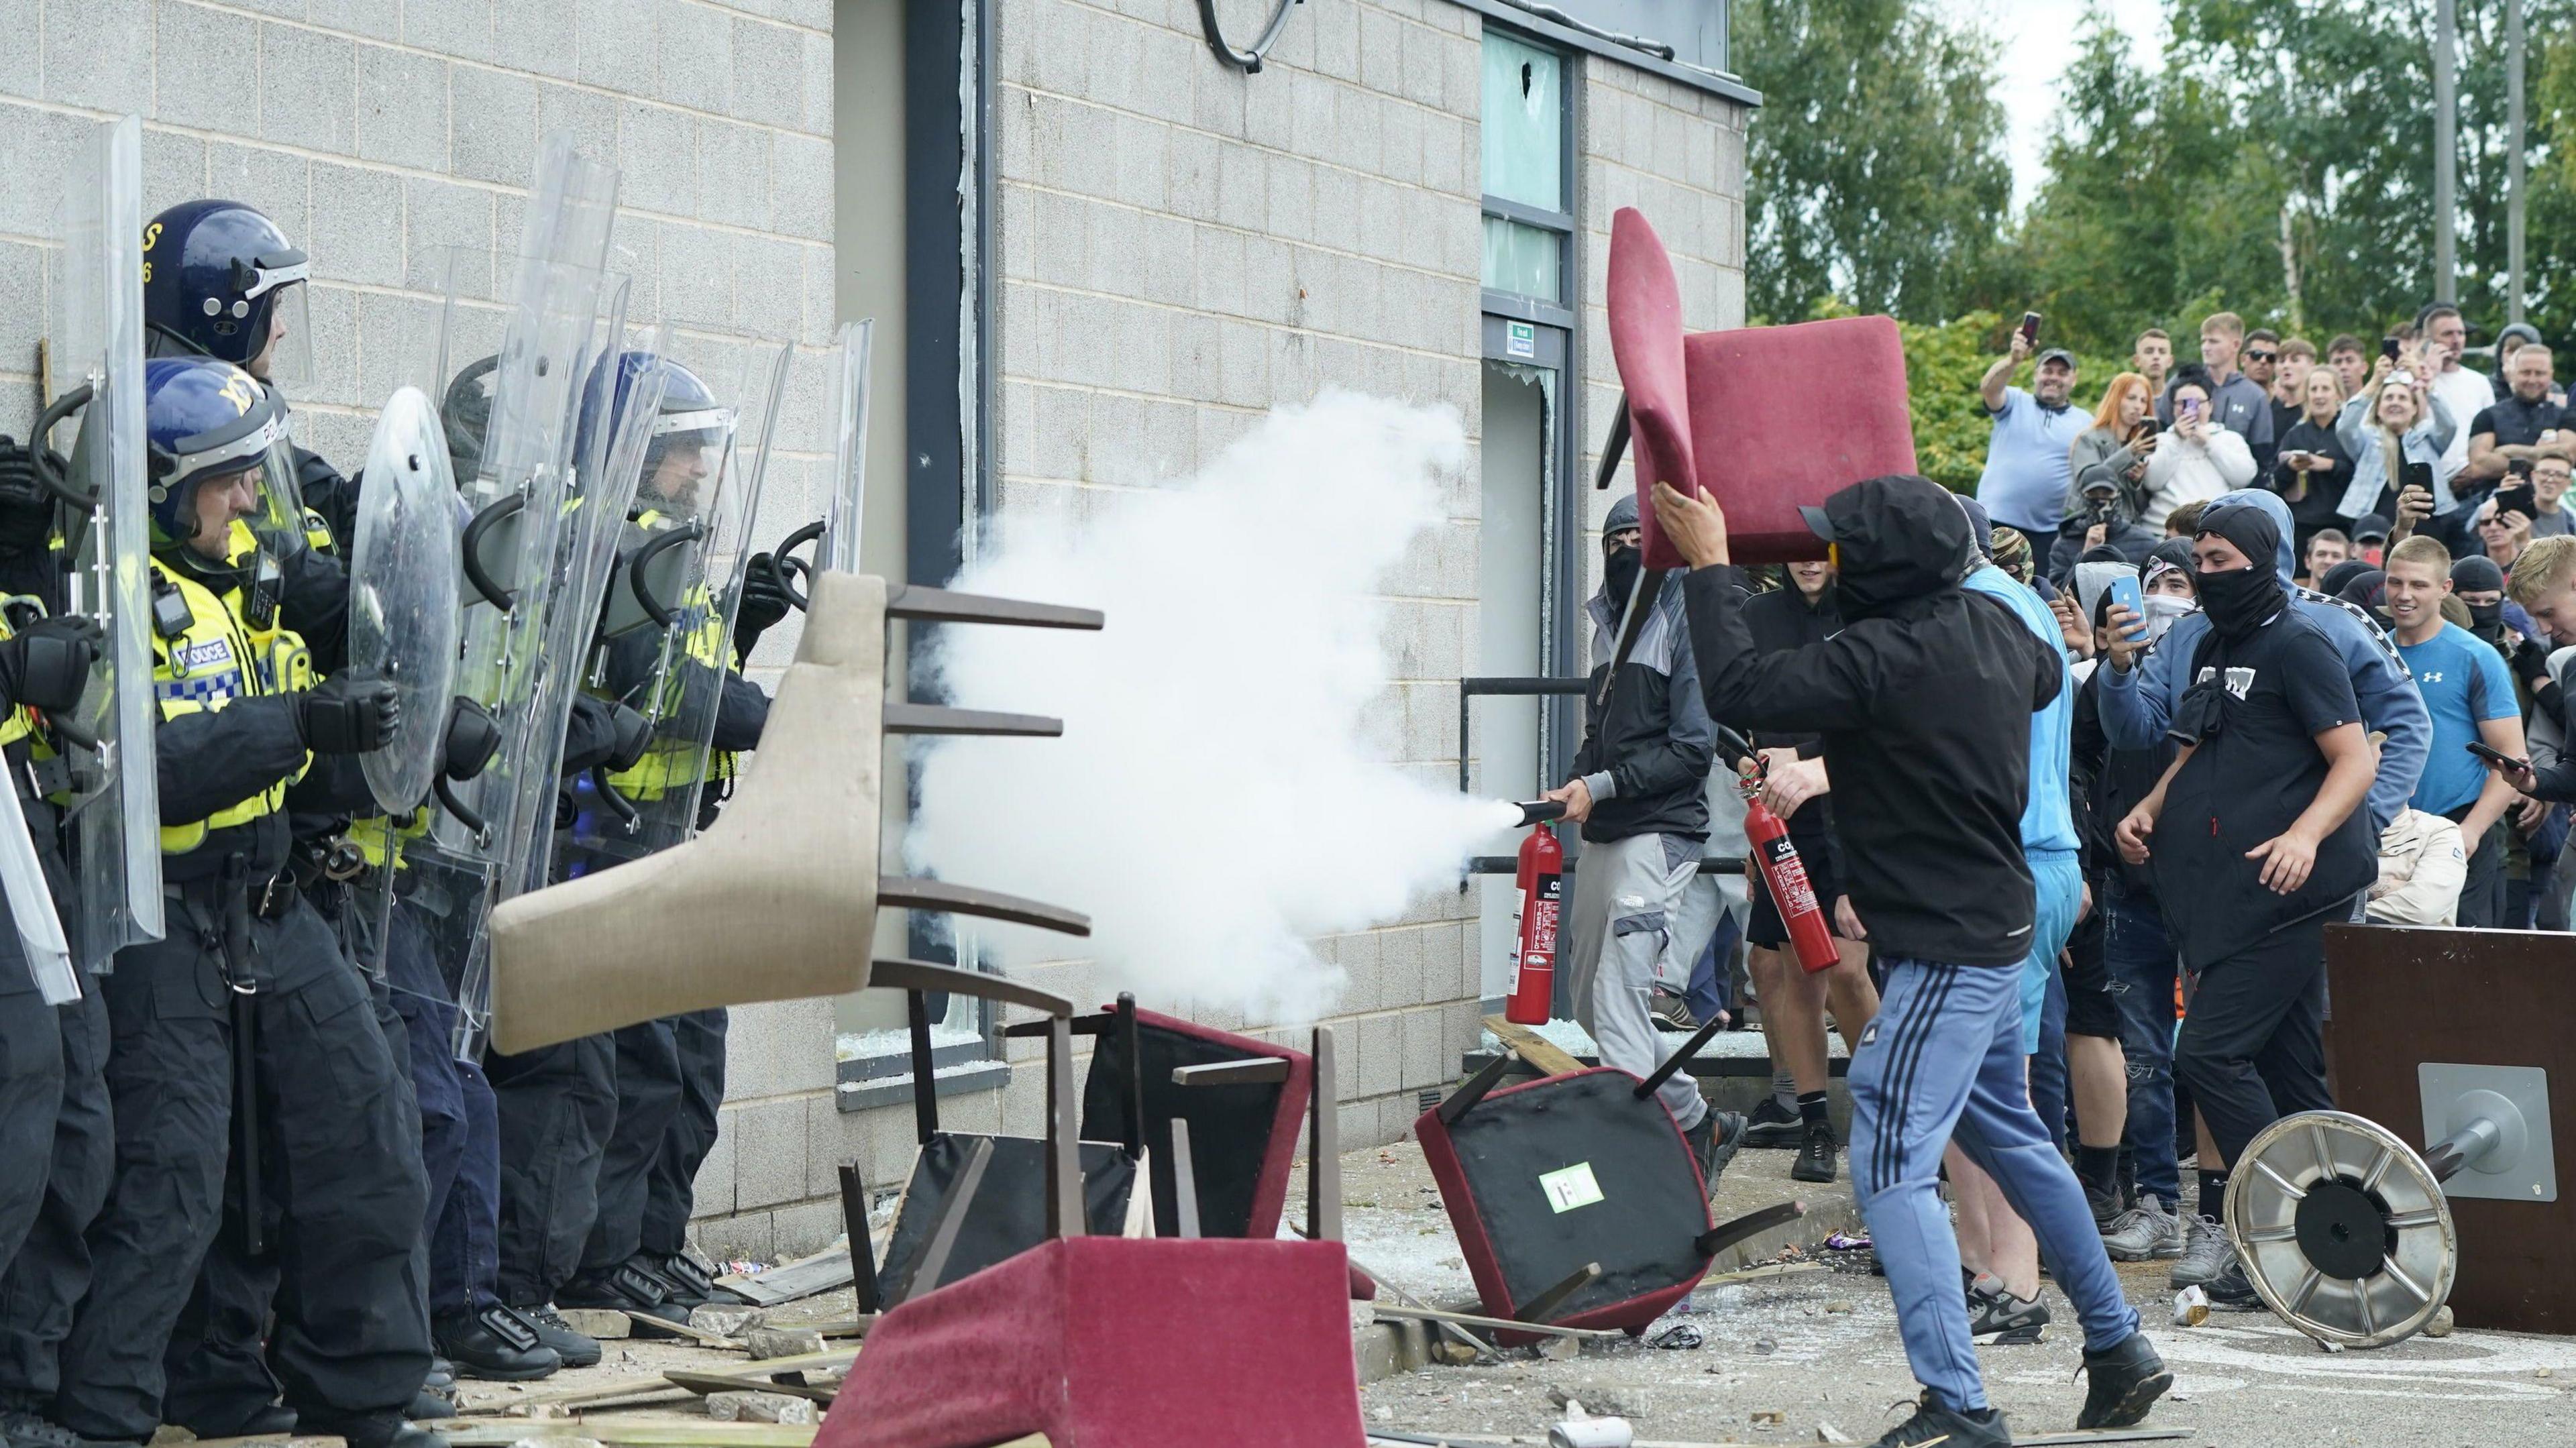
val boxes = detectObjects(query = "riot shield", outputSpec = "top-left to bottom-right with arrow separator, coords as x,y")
350,386 -> 462,814
0,770 -> 76,1004
378,133 -> 621,1058
825,319 -> 874,574
566,339 -> 792,869
50,113 -> 162,972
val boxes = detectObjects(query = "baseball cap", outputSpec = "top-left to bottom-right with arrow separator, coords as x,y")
2037,347 -> 2078,370
2352,512 -> 2392,543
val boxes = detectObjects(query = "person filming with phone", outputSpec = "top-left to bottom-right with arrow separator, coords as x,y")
2142,368 -> 2255,532
2334,345 -> 2458,545
1974,316 -> 2091,544
2057,372 -> 2163,574
2275,367 -> 2355,558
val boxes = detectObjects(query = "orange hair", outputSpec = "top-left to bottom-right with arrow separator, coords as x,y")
2091,372 -> 2151,434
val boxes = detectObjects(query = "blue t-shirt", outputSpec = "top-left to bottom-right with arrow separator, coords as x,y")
2396,622 -> 2518,816
1973,386 -> 2090,535
1962,563 -> 2081,856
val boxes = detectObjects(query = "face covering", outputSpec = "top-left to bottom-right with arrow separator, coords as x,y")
1602,543 -> 1643,616
2141,592 -> 2193,645
2469,601 -> 2505,636
2195,563 -> 2284,640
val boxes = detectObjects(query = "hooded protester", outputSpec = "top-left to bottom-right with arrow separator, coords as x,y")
2316,559 -> 2375,601
2116,499 -> 2379,1317
1537,493 -> 1747,1186
2450,554 -> 2512,655
2097,488 -> 2430,833
2137,539 -> 2199,650
1658,473 -> 2169,1448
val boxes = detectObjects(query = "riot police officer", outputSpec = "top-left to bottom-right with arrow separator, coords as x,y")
0,433 -> 114,1448
48,359 -> 435,1448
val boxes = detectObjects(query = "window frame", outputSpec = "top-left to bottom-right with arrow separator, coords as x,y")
1479,25 -> 1578,329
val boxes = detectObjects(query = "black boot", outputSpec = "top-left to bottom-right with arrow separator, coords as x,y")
433,1304 -> 561,1382
652,1251 -> 745,1307
2078,1329 -> 2174,1429
0,1408 -> 136,1448
1792,1120 -> 1839,1183
513,1301 -> 604,1368
297,1412 -> 449,1448
559,1260 -> 691,1335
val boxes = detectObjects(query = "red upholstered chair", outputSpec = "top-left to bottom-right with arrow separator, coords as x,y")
1071,998 -> 1315,1241
816,1025 -> 1366,1448
1413,1023 -> 1803,1346
1605,205 -> 1919,569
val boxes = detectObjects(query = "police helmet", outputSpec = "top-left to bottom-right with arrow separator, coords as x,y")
638,361 -> 731,508
143,357 -> 290,552
141,201 -> 312,387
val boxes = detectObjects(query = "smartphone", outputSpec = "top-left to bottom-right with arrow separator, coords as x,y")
2181,397 -> 2203,420
2382,336 -> 2403,361
2021,311 -> 2042,346
2126,417 -> 2160,443
2402,460 -> 2435,500
2498,483 -> 2540,520
2106,574 -> 2145,638
2467,740 -> 2531,773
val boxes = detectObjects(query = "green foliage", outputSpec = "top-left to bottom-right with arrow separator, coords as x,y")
1810,302 -> 2133,492
1731,0 -> 2013,325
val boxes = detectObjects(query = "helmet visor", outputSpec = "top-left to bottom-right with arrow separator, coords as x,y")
250,275 -> 312,393
164,434 -> 305,563
638,405 -> 735,516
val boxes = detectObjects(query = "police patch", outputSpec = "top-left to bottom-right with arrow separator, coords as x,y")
179,636 -> 233,673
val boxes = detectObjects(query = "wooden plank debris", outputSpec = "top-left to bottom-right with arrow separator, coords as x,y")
1481,1016 -> 1585,1078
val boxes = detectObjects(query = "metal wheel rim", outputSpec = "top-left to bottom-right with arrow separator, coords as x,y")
2225,1110 -> 2457,1349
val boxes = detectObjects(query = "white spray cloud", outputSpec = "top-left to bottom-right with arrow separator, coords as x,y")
908,390 -> 1522,1023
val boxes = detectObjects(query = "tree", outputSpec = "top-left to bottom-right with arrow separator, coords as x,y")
1732,0 -> 2014,325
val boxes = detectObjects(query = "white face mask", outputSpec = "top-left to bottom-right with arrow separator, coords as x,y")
2142,592 -> 2194,644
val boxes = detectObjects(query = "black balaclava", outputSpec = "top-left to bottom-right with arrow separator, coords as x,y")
2192,501 -> 2286,641
1601,492 -> 1644,618
2451,555 -> 2508,638
2318,559 -> 2373,600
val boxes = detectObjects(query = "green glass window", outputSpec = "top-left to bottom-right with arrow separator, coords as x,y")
1481,33 -> 1562,212
1482,216 -> 1561,300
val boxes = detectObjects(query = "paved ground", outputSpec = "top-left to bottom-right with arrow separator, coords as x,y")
1343,1139 -> 2576,1448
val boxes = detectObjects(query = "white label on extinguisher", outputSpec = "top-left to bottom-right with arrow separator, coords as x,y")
1529,873 -> 1562,963
1762,836 -> 1821,920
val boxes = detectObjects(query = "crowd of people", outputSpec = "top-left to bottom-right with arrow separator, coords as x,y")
1535,304 -> 2576,1447
0,199 -> 790,1448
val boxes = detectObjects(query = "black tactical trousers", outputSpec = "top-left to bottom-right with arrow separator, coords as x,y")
489,1033 -> 616,1308
0,987 -> 64,1277
154,899 -> 433,1437
578,1019 -> 684,1280
0,974 -> 112,1411
642,1009 -> 727,1259
53,928 -> 235,1440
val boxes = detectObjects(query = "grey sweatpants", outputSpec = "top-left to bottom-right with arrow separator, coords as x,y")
1564,831 -> 1705,1130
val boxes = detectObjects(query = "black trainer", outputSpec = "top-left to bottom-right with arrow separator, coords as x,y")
1868,1392 -> 2010,1447
513,1301 -> 604,1368
2078,1329 -> 2174,1429
408,1382 -> 455,1423
1791,1120 -> 1839,1183
1742,1097 -> 1801,1148
1683,1109 -> 1748,1192
2086,1180 -> 2123,1231
2205,1254 -> 2264,1312
434,1304 -> 560,1382
1966,1279 -> 2049,1345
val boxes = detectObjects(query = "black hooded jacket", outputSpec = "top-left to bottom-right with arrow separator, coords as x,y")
1682,477 -> 2063,968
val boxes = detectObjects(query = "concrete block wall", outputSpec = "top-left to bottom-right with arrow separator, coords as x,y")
0,0 -> 849,1266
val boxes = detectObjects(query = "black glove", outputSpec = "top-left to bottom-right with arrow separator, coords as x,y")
2513,636 -> 2552,692
606,702 -> 653,773
733,555 -> 794,658
297,673 -> 400,755
0,435 -> 63,552
0,616 -> 101,716
440,696 -> 500,781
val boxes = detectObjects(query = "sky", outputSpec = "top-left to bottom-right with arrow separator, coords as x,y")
1935,0 -> 2170,212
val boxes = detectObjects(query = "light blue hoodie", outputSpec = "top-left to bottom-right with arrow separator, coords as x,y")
1962,563 -> 2080,858
2094,488 -> 2431,828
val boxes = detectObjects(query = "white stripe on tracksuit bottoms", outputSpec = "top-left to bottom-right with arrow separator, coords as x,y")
1847,956 -> 2141,1412
1562,830 -> 1706,1131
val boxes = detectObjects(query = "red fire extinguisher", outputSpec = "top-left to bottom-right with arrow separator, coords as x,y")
1505,802 -> 1566,1024
1741,771 -> 1840,974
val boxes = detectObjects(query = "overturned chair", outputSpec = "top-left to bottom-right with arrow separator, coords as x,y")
1415,1018 -> 1802,1345
818,1010 -> 1366,1448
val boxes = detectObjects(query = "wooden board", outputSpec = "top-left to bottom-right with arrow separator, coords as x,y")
2323,924 -> 2576,1335
716,1244 -> 857,1306
1481,1016 -> 1585,1078
1367,1302 -> 1623,1339
430,1421 -> 817,1446
661,1368 -> 837,1406
456,1376 -> 692,1415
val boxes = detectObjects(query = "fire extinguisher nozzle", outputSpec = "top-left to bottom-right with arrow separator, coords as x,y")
1513,799 -> 1569,828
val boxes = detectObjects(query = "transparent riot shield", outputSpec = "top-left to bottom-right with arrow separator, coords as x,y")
349,386 -> 462,814
824,319 -> 873,573
565,340 -> 792,871
378,133 -> 621,1059
50,113 -> 161,972
0,771 -> 76,1003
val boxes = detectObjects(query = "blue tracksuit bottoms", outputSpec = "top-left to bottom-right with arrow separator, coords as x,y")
1849,956 -> 2141,1411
